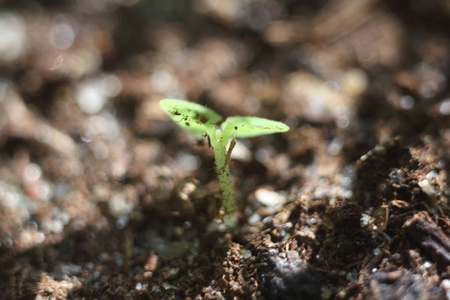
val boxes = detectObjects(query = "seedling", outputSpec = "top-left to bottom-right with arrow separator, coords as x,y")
160,99 -> 289,215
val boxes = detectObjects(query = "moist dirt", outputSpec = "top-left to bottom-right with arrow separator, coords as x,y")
0,1 -> 450,299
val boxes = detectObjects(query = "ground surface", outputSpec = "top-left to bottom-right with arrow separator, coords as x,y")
0,1 -> 450,299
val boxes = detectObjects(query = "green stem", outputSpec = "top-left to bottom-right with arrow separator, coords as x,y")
207,128 -> 235,214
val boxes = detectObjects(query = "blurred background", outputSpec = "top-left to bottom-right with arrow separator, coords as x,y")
1,0 -> 450,298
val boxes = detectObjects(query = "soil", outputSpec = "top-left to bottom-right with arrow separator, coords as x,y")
1,1 -> 450,299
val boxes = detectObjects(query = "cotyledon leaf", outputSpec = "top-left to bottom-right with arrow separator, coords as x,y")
160,99 -> 222,136
221,116 -> 289,139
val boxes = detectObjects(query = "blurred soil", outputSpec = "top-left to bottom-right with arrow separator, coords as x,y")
0,0 -> 450,299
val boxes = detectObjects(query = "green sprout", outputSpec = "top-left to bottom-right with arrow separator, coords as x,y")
160,99 -> 289,215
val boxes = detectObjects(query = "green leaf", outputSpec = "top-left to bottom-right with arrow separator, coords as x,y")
160,99 -> 222,136
221,116 -> 289,139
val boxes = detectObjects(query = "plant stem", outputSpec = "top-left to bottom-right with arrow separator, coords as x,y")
207,128 -> 235,214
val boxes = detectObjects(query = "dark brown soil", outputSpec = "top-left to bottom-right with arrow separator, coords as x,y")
1,1 -> 450,299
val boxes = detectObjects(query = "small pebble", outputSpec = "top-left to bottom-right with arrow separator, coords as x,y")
241,249 -> 252,259
439,99 -> 450,115
0,12 -> 27,61
255,188 -> 286,207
